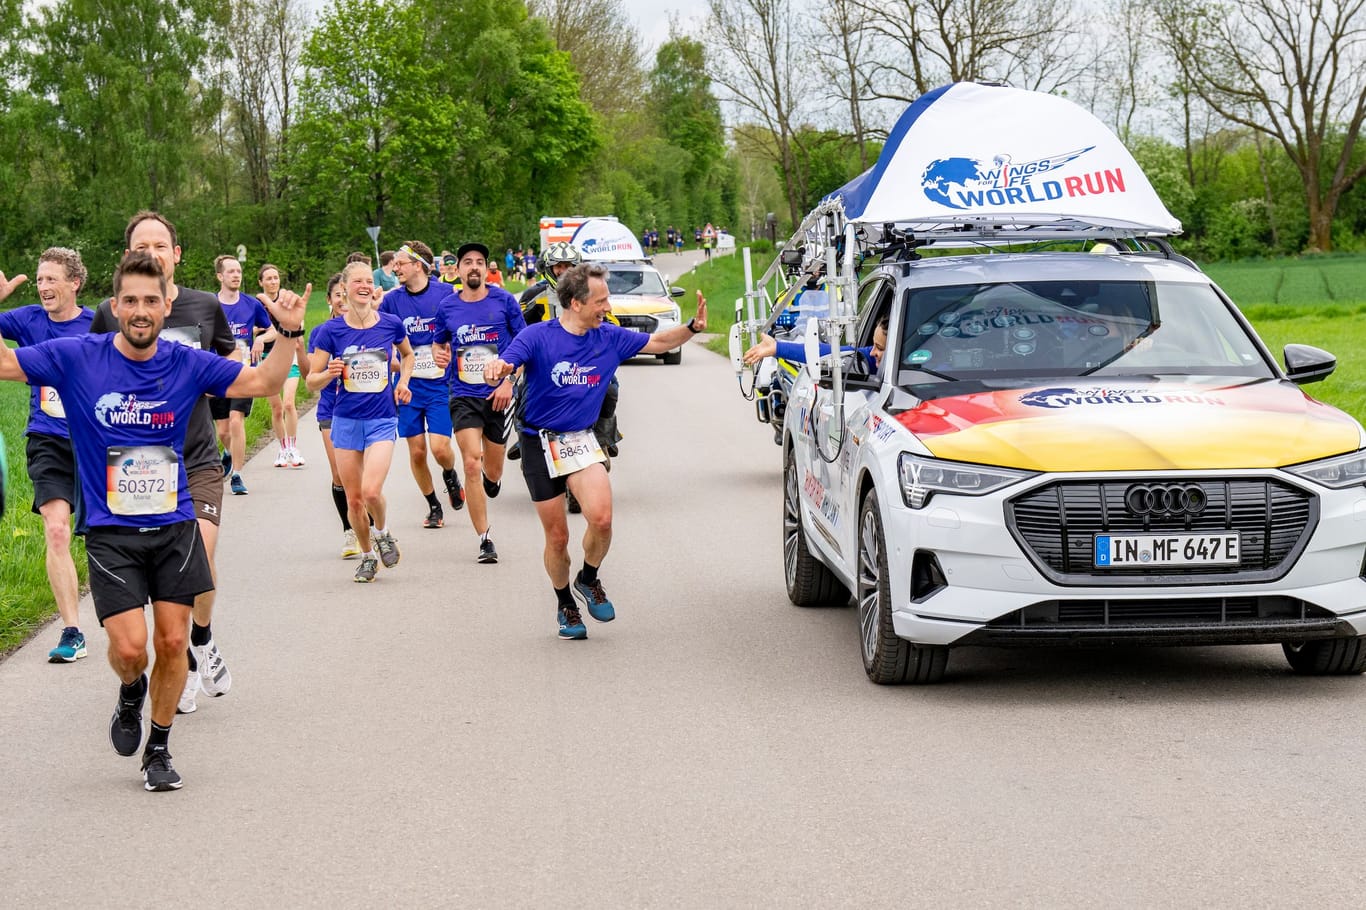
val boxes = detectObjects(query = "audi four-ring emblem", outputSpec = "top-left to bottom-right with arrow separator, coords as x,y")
1125,483 -> 1207,516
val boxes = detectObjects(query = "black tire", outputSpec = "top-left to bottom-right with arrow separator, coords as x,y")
662,349 -> 682,365
856,488 -> 949,685
1283,637 -> 1366,675
783,446 -> 848,606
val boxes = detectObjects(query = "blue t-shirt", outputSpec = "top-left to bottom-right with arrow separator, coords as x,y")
220,293 -> 272,363
15,335 -> 243,528
379,279 -> 455,390
373,267 -> 399,292
433,286 -> 526,399
308,313 -> 407,421
500,320 -> 648,432
0,305 -> 96,438
308,319 -> 343,422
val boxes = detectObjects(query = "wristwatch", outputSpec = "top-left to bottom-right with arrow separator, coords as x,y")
278,326 -> 305,339
686,319 -> 702,334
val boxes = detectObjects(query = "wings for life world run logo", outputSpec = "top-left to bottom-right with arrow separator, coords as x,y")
403,315 -> 436,337
921,147 -> 1128,210
551,361 -> 601,388
1020,387 -> 1226,409
94,392 -> 174,427
456,323 -> 500,345
579,237 -> 637,257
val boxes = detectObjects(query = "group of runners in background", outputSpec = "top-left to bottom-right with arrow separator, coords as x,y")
0,212 -> 708,792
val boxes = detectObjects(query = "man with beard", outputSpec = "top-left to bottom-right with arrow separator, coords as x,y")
0,248 -> 94,663
0,251 -> 306,790
432,242 -> 525,563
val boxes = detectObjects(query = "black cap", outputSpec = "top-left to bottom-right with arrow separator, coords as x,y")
456,242 -> 490,263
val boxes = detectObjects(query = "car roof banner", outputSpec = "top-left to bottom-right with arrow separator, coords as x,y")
572,218 -> 647,261
823,82 -> 1182,235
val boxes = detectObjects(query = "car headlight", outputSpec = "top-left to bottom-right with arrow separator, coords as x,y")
651,307 -> 680,323
897,453 -> 1035,509
1284,449 -> 1366,488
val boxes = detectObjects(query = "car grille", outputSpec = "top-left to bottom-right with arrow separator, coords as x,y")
615,315 -> 658,333
1006,478 -> 1317,585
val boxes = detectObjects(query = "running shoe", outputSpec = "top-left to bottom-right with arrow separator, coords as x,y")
482,474 -> 501,498
230,474 -> 248,495
606,444 -> 619,458
194,639 -> 232,697
573,574 -> 616,623
354,554 -> 379,583
141,745 -> 183,792
507,440 -> 521,461
176,671 -> 200,715
221,449 -> 233,478
274,449 -> 289,467
289,447 -> 306,467
375,531 -> 400,568
478,538 -> 498,564
443,468 -> 465,511
423,503 -> 444,529
341,528 -> 361,559
109,675 -> 147,756
48,626 -> 87,663
557,604 -> 587,640
566,491 -> 581,514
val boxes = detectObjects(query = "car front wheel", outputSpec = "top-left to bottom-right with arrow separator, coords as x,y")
857,488 -> 948,685
1283,637 -> 1366,675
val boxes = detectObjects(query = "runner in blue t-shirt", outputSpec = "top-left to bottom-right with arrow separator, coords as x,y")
0,247 -> 94,664
431,241 -> 526,565
305,260 -> 414,583
310,273 -> 363,559
380,239 -> 461,531
484,262 -> 708,639
212,254 -> 273,495
0,250 -> 306,792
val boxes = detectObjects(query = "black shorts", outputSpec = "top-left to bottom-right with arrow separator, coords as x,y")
188,467 -> 224,527
85,520 -> 213,623
25,433 -> 78,515
210,397 -> 253,420
520,431 -> 599,503
450,395 -> 510,444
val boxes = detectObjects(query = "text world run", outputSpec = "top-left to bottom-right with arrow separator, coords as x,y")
951,169 -> 1126,208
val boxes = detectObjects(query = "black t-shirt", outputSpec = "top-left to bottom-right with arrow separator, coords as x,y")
91,285 -> 236,475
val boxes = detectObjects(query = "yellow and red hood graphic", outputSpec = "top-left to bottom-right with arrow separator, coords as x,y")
894,378 -> 1361,471
608,295 -> 675,317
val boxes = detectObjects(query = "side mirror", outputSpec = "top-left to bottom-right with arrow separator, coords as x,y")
670,286 -> 685,298
1284,343 -> 1336,385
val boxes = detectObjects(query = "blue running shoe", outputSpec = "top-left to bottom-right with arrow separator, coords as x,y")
48,626 -> 87,663
573,574 -> 615,623
557,604 -> 587,640
221,449 -> 232,478
230,474 -> 248,495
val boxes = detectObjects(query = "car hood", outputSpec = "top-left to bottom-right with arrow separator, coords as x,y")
891,377 -> 1362,471
609,294 -> 675,316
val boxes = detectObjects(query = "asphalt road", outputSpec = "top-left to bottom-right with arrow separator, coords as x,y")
4,300 -> 1366,907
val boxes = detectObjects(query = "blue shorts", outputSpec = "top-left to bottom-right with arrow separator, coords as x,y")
398,379 -> 453,438
330,416 -> 399,452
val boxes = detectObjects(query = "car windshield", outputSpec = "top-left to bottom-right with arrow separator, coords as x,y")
607,267 -> 667,296
895,280 -> 1275,384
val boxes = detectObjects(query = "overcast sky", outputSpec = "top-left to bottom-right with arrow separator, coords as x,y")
621,0 -> 706,53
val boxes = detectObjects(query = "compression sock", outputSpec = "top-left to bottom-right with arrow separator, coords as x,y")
121,674 -> 148,700
332,484 -> 351,530
148,722 -> 171,749
579,562 -> 599,586
190,622 -> 211,647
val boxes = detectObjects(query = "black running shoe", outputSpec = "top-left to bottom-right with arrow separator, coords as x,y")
423,503 -> 444,529
109,676 -> 146,757
507,440 -> 521,461
483,474 -> 501,498
141,745 -> 183,791
566,491 -> 581,514
478,538 -> 498,564
443,468 -> 465,511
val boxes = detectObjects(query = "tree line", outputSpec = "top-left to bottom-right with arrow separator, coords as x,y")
0,0 -> 737,294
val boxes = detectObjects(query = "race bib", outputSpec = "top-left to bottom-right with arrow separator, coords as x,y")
234,340 -> 253,365
39,386 -> 65,419
457,344 -> 497,385
411,343 -> 444,380
160,325 -> 202,349
540,428 -> 605,479
343,350 -> 389,393
106,446 -> 178,516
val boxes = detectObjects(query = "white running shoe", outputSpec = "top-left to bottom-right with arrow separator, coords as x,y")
341,528 -> 361,559
176,671 -> 200,715
289,447 -> 306,467
193,640 -> 232,697
274,448 -> 288,467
